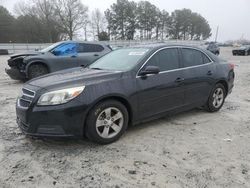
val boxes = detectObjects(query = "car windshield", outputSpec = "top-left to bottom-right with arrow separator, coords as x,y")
40,42 -> 63,53
89,48 -> 149,71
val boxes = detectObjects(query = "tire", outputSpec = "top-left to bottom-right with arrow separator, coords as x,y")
28,64 -> 48,80
85,100 -> 129,144
205,83 -> 226,112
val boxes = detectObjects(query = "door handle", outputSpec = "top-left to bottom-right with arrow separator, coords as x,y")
94,54 -> 99,57
175,78 -> 185,83
207,70 -> 213,76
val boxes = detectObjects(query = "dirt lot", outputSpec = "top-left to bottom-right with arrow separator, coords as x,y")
0,47 -> 250,188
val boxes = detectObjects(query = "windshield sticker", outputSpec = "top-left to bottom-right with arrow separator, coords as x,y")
128,51 -> 147,56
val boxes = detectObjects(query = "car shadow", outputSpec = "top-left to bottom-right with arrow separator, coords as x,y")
26,108 -> 206,148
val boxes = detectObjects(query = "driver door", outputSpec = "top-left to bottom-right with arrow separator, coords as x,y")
136,48 -> 185,119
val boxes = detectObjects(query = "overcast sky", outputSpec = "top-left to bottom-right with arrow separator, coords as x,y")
1,0 -> 249,42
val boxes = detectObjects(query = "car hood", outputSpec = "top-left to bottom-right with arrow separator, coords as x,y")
26,67 -> 123,90
10,52 -> 40,59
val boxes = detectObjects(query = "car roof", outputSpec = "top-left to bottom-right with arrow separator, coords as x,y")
58,40 -> 109,46
129,43 -> 206,51
125,43 -> 222,62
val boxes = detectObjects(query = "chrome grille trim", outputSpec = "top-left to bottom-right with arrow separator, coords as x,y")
18,88 -> 36,109
22,88 -> 35,98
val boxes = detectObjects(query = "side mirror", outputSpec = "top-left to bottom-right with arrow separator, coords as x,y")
139,66 -> 160,76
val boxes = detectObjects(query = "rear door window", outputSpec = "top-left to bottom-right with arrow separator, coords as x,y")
146,48 -> 180,72
181,48 -> 207,67
78,43 -> 104,53
203,54 -> 211,64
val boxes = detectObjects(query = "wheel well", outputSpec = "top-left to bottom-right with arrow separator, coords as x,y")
97,96 -> 132,124
84,96 -> 133,134
27,62 -> 49,73
216,80 -> 228,96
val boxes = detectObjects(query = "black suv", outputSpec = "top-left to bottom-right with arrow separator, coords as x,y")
5,41 -> 112,80
16,44 -> 235,144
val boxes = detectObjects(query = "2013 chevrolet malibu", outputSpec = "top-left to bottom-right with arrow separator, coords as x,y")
16,44 -> 235,144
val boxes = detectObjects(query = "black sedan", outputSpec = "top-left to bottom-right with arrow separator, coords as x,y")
206,42 -> 220,55
16,44 -> 235,144
232,46 -> 250,56
5,41 -> 112,80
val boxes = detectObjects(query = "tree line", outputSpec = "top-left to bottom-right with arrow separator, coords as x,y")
0,0 -> 212,43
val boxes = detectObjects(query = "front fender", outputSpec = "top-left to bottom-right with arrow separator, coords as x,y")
24,59 -> 50,76
86,93 -> 135,125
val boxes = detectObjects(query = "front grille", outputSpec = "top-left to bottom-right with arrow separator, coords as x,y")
19,98 -> 31,108
22,88 -> 35,97
18,88 -> 35,109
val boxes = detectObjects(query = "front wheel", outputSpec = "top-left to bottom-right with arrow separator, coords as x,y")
28,64 -> 48,80
85,100 -> 129,144
205,83 -> 226,112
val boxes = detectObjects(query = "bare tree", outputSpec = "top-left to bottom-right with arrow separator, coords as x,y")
91,8 -> 105,39
83,19 -> 90,41
14,0 -> 35,16
33,0 -> 55,42
54,0 -> 88,40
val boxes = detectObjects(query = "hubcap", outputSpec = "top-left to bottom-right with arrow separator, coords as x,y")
212,88 -> 224,108
96,107 -> 124,139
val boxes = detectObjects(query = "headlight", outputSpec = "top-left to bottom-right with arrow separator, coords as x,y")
37,86 -> 85,106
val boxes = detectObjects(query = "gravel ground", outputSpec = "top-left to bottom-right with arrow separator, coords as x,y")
0,47 -> 250,188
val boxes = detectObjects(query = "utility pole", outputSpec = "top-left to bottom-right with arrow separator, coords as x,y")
215,25 -> 219,42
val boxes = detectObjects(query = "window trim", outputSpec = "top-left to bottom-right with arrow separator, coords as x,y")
136,46 -> 213,78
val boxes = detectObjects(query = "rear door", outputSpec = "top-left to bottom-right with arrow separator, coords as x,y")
180,48 -> 215,106
77,43 -> 106,67
136,48 -> 185,119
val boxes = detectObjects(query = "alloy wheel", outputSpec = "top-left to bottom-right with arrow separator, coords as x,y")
212,88 -> 224,108
96,107 -> 124,139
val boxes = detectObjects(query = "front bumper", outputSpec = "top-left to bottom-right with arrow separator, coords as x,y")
5,68 -> 26,80
16,99 -> 89,138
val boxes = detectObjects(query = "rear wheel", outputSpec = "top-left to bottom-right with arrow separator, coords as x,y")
205,83 -> 226,112
85,100 -> 128,144
28,64 -> 48,80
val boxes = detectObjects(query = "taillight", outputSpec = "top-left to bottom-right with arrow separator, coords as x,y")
229,63 -> 235,70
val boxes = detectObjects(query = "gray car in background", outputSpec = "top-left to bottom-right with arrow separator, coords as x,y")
206,42 -> 220,55
5,41 -> 112,80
